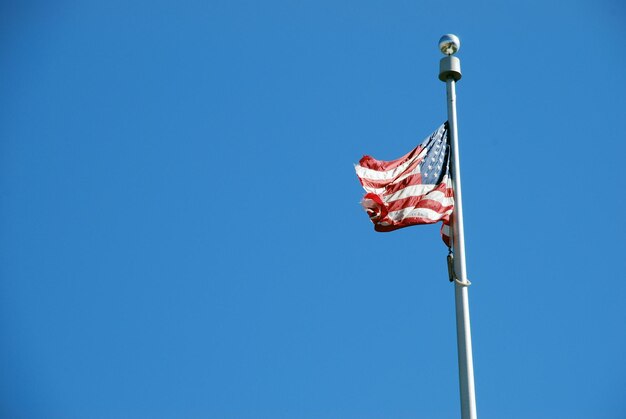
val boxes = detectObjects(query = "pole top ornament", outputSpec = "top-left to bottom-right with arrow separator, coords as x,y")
439,34 -> 460,56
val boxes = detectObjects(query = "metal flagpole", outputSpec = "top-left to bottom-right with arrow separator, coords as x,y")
438,34 -> 477,419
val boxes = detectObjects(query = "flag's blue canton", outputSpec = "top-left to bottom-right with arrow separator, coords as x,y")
420,130 -> 448,185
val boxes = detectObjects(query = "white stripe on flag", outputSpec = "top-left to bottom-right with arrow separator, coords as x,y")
388,206 -> 452,222
384,183 -> 439,203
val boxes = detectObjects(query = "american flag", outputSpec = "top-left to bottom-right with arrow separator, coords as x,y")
354,122 -> 454,246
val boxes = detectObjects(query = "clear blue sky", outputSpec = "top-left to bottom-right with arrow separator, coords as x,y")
1,1 -> 625,418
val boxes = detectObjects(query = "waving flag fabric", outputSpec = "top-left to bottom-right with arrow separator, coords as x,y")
354,122 -> 454,246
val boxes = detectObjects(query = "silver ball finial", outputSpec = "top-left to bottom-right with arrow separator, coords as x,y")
439,34 -> 460,55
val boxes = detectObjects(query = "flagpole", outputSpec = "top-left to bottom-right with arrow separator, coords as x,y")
438,34 -> 477,419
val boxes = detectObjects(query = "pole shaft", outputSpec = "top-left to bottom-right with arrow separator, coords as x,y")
446,77 -> 477,419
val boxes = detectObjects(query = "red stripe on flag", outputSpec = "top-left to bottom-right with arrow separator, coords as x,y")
358,145 -> 423,171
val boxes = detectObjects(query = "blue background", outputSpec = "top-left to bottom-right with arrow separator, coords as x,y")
2,1 -> 625,418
